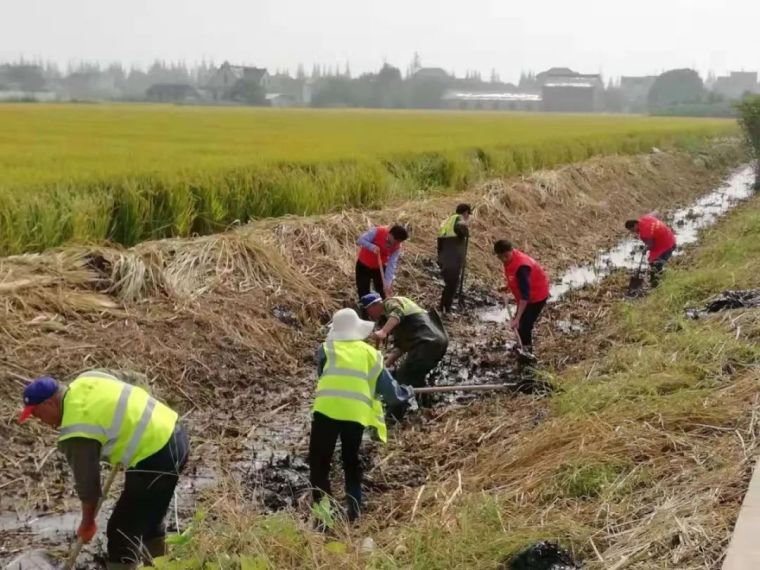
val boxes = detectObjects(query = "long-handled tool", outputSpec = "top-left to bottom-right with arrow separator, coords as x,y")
412,383 -> 516,395
63,465 -> 120,570
376,252 -> 389,297
627,251 -> 647,297
503,295 -> 538,364
457,236 -> 469,308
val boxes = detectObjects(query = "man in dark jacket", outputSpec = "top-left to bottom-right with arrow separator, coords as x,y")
437,204 -> 471,313
361,293 -> 448,418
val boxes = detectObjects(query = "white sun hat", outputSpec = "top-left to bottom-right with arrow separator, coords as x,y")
327,308 -> 375,341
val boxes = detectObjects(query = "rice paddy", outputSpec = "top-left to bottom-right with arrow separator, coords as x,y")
0,104 -> 737,254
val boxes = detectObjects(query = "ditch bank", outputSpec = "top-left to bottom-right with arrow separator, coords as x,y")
0,140 -> 749,564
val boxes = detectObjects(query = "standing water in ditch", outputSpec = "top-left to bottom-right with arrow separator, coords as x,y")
481,165 -> 757,322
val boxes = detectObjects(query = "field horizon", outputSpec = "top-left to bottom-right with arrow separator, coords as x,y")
0,104 -> 738,255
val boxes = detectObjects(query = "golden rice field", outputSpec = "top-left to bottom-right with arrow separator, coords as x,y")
0,103 -> 737,254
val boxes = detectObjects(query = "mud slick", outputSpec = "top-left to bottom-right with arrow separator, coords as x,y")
0,141 -> 751,566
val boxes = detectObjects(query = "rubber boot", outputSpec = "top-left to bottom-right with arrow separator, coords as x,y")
143,536 -> 167,564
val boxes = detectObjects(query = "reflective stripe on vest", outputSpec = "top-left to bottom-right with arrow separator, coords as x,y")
58,373 -> 178,468
313,340 -> 387,443
438,214 -> 459,238
323,341 -> 383,381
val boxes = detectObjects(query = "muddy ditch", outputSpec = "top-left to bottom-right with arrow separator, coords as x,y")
0,152 -> 753,565
233,165 -> 759,518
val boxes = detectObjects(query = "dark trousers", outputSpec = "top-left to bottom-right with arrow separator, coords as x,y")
518,299 -> 547,349
389,339 -> 448,418
309,412 -> 364,521
356,260 -> 386,299
108,424 -> 190,564
649,247 -> 675,288
440,263 -> 463,312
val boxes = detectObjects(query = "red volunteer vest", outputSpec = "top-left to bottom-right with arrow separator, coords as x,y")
638,215 -> 676,262
504,249 -> 550,303
357,226 -> 400,269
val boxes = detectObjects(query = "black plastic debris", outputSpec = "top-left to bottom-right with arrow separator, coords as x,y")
705,289 -> 760,313
272,306 -> 300,327
687,289 -> 760,319
502,541 -> 581,570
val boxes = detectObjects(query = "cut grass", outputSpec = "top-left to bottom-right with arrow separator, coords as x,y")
0,104 -> 737,255
154,191 -> 760,569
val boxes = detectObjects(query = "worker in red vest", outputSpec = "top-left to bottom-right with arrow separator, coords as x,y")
493,240 -> 550,354
356,224 -> 409,299
625,214 -> 676,287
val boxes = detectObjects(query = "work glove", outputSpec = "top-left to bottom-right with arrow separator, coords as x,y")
77,520 -> 97,543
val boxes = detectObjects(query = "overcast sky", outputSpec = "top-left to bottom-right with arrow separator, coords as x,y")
2,0 -> 758,81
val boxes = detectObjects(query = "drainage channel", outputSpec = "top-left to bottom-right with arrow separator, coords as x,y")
481,164 -> 756,323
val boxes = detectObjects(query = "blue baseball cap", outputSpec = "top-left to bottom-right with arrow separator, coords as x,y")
359,293 -> 383,309
19,376 -> 58,423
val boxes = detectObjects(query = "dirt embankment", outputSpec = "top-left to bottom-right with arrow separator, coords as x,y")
0,140 -> 747,555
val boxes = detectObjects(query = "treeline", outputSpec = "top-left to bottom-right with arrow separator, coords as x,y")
1,56 -> 757,117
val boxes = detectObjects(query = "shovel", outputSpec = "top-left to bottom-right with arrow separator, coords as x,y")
627,252 -> 647,296
5,466 -> 120,570
62,465 -> 120,570
376,252 -> 390,298
503,295 -> 538,364
412,383 -> 517,394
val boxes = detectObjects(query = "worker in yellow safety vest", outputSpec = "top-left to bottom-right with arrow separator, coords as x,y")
310,308 -> 412,524
19,371 -> 189,570
437,203 -> 471,313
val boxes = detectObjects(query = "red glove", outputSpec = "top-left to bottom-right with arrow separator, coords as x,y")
77,520 -> 97,543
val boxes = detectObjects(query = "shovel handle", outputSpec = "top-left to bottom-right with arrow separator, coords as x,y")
376,252 -> 387,286
503,294 -> 525,349
412,383 -> 516,394
63,466 -> 120,570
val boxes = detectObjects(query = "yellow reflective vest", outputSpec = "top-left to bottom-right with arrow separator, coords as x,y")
58,371 -> 178,468
384,296 -> 426,319
313,340 -> 387,443
438,214 -> 460,238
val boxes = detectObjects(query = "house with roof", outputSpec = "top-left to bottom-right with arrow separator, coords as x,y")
411,67 -> 451,82
713,71 -> 759,100
203,62 -> 269,101
442,90 -> 542,111
537,68 -> 604,112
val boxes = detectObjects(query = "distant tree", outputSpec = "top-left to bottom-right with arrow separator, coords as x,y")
311,77 -> 355,107
648,68 -> 704,108
736,95 -> 760,188
229,79 -> 267,105
377,63 -> 402,83
296,64 -> 306,80
490,68 -> 500,83
603,85 -> 625,113
3,64 -> 47,91
344,61 -> 351,79
312,64 -> 321,79
411,52 -> 422,74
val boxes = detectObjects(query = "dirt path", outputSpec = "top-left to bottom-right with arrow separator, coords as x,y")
0,143 -> 748,563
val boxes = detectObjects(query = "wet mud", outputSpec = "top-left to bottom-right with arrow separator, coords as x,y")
1,164 -> 755,566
